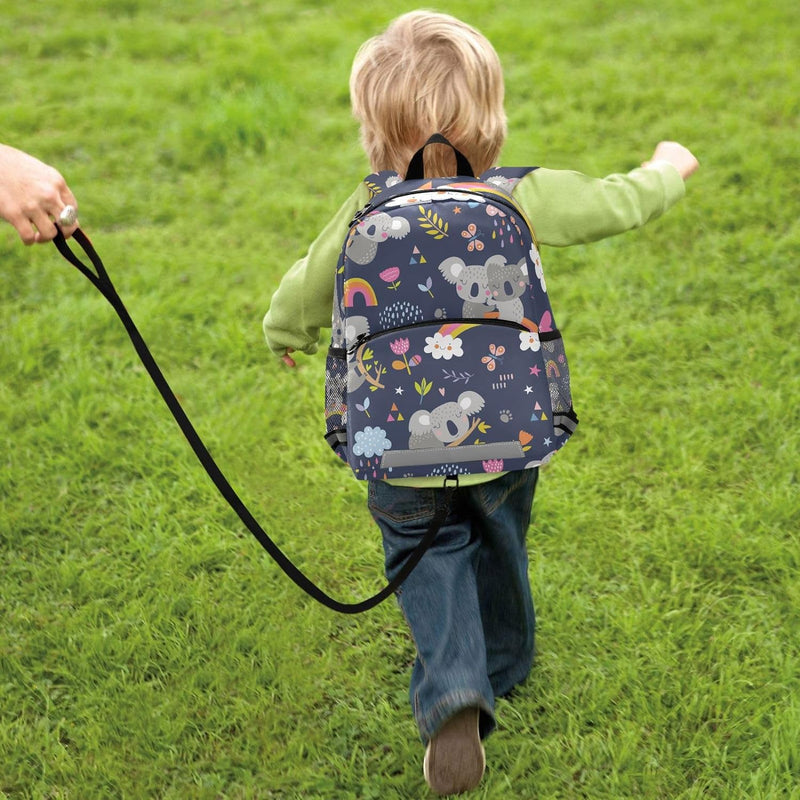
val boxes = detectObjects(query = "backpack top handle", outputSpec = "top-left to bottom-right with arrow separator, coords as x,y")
405,133 -> 475,180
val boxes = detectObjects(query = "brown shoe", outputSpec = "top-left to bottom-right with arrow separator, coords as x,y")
423,707 -> 485,795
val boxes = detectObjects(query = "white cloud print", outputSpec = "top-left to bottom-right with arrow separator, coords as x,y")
424,333 -> 463,360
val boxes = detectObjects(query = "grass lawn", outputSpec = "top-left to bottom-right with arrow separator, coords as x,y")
1,0 -> 798,797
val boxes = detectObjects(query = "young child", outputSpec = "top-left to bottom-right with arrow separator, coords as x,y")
263,11 -> 698,795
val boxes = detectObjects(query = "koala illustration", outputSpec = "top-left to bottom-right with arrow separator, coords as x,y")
485,175 -> 519,194
408,391 -> 485,449
438,256 -> 494,318
486,256 -> 529,324
344,315 -> 370,392
344,314 -> 369,350
346,212 -> 411,265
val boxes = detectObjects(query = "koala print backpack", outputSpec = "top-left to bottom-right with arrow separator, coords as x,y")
324,134 -> 578,483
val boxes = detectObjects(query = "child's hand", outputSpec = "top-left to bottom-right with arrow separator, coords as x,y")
642,141 -> 699,180
281,348 -> 297,368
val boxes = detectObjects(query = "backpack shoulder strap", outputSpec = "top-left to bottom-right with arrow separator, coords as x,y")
480,166 -> 539,190
480,167 -> 541,248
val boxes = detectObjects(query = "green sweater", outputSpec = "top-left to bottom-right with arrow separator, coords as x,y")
263,162 -> 685,486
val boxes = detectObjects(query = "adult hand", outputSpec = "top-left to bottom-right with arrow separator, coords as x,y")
0,144 -> 79,244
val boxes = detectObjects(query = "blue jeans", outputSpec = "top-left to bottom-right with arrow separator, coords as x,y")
367,469 -> 538,743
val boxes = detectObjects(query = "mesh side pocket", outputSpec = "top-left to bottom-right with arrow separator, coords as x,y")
541,336 -> 573,414
324,347 -> 349,461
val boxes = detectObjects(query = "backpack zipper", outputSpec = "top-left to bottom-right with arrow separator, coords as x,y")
346,316 -> 530,355
349,187 -> 527,229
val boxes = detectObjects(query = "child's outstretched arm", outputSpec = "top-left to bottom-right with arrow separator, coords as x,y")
642,141 -> 699,180
514,142 -> 698,247
263,185 -> 368,367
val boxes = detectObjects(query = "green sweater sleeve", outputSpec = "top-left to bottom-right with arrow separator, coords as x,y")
263,183 -> 368,356
512,161 -> 685,247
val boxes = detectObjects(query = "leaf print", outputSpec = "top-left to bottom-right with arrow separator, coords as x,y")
418,207 -> 449,239
415,377 -> 434,403
355,396 -> 371,417
442,369 -> 474,385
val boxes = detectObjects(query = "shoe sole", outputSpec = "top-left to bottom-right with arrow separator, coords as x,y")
423,707 -> 485,795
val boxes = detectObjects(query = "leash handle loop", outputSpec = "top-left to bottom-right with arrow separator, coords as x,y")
52,228 -> 110,292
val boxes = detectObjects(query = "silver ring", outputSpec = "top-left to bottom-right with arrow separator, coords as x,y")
59,205 -> 78,226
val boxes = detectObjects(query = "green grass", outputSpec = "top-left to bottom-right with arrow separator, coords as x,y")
1,0 -> 798,797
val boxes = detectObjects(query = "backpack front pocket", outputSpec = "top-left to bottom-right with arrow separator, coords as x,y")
344,320 -> 570,479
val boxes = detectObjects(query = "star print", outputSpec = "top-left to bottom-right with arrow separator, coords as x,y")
524,385 -> 533,394
530,365 -> 541,376
453,206 -> 462,214
543,437 -> 552,446
395,386 -> 404,395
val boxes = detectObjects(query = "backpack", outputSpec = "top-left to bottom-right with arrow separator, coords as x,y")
324,134 -> 578,482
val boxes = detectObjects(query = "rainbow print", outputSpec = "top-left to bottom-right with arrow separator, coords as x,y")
343,278 -> 378,308
484,311 -> 538,332
437,321 -> 478,339
545,360 -> 561,378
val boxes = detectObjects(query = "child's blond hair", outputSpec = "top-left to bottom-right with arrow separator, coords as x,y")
350,11 -> 507,177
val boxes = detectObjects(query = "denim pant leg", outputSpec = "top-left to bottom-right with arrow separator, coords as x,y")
467,469 -> 538,698
368,480 -> 496,744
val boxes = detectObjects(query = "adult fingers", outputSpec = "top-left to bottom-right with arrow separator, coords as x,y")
33,175 -> 79,242
31,206 -> 60,243
19,182 -> 66,243
13,214 -> 40,246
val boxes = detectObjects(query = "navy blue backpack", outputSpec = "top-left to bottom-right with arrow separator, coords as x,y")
325,135 -> 578,481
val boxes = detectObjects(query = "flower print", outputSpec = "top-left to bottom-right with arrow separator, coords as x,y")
380,267 -> 400,283
482,459 -> 505,473
379,266 -> 401,290
352,426 -> 392,458
390,337 -> 419,373
519,330 -> 541,352
424,333 -> 463,360
389,337 -> 410,355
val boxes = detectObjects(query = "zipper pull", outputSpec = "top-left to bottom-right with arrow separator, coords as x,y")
349,203 -> 374,228
347,332 -> 369,356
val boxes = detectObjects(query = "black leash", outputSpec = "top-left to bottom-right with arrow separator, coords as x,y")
52,228 -> 454,614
